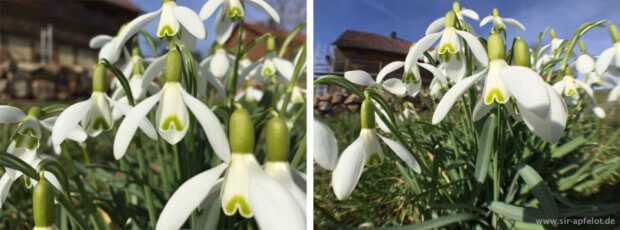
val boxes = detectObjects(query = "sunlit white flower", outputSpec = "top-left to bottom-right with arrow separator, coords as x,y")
89,28 -> 130,64
418,63 -> 450,98
235,85 -> 264,103
110,0 -> 206,57
595,41 -> 620,76
553,75 -> 606,118
260,52 -> 294,83
0,150 -> 60,208
426,2 -> 479,35
332,99 -> 421,200
113,50 -> 229,160
313,120 -> 338,170
576,53 -> 606,86
344,64 -> 407,96
111,52 -> 161,119
480,8 -> 525,32
200,0 -> 280,43
156,108 -> 304,230
608,83 -> 620,105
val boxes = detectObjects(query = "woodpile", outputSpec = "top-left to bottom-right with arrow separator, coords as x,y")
314,92 -> 363,116
0,61 -> 91,101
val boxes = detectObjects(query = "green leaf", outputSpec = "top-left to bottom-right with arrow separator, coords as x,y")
241,33 -> 271,55
516,165 -> 559,218
50,180 -> 89,229
278,23 -> 306,57
0,153 -> 39,179
489,201 -> 620,222
313,75 -> 364,98
101,58 -> 135,106
41,104 -> 68,115
139,30 -> 159,56
177,44 -> 198,96
377,213 -> 478,230
37,159 -> 70,193
471,114 -> 496,201
551,136 -> 587,158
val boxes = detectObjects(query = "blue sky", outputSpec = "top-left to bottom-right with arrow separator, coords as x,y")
314,0 -> 620,62
129,0 -> 290,57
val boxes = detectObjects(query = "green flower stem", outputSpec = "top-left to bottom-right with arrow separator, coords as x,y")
156,140 -> 172,197
279,46 -> 306,117
226,20 -> 245,106
79,145 -> 97,189
134,137 -> 157,228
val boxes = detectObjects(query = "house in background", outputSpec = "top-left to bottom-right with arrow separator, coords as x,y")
225,22 -> 306,61
0,0 -> 141,100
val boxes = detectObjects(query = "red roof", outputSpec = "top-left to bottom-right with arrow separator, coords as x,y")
333,30 -> 413,55
243,22 -> 306,44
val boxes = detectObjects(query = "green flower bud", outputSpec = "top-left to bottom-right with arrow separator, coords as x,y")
452,2 -> 461,12
492,8 -> 499,17
164,48 -> 182,82
33,175 -> 55,228
131,46 -> 141,57
162,0 -> 175,3
549,28 -> 557,39
133,57 -> 144,76
27,106 -> 41,118
92,63 -> 107,92
265,116 -> 289,162
609,24 -> 619,43
266,36 -> 276,52
513,37 -> 531,67
487,33 -> 505,61
229,106 -> 255,153
444,11 -> 457,28
360,99 -> 375,129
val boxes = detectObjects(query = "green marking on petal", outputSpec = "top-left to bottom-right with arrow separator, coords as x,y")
262,67 -> 274,76
162,115 -> 183,131
92,117 -> 110,131
26,136 -> 39,150
566,88 -> 576,97
485,88 -> 506,105
366,153 -> 382,166
439,44 -> 456,54
229,7 -> 244,20
224,195 -> 252,217
20,127 -> 36,136
14,134 -> 24,148
157,25 -> 175,37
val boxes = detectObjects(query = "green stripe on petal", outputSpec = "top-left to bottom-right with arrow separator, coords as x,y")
92,117 -> 110,130
484,88 -> 506,105
161,115 -> 183,131
367,153 -> 382,166
224,195 -> 252,217
158,25 -> 175,37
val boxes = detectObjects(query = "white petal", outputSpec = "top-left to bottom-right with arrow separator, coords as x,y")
246,0 -> 280,23
89,35 -> 113,49
181,90 -> 231,162
114,10 -> 161,52
596,47 -> 616,75
500,66 -> 550,118
199,0 -> 224,20
113,92 -> 161,160
0,106 -> 25,123
172,6 -> 206,39
503,18 -> 526,31
378,135 -> 421,174
480,16 -> 493,27
410,33 -> 442,67
576,54 -> 595,74
574,80 -> 596,101
214,10 -> 235,44
178,27 -> 198,50
156,84 -> 190,144
425,17 -> 445,35
344,70 -> 375,86
381,78 -> 407,96
455,30 -> 489,66
221,154 -> 253,217
332,137 -> 367,200
210,50 -> 231,78
42,117 -> 88,143
552,80 -> 565,95
142,55 -> 167,90
313,120 -> 338,170
106,97 -> 158,140
592,106 -> 606,119
99,41 -> 122,63
273,57 -> 294,82
519,85 -> 567,143
608,85 -> 620,105
406,81 -> 422,97
418,63 -> 448,85
264,162 -> 306,214
51,100 -> 90,149
0,174 -> 15,208
460,9 -> 480,20
432,70 -> 486,124
472,99 -> 493,121
203,69 -> 226,97
377,61 -> 404,83
248,159 -> 305,230
156,163 -> 227,230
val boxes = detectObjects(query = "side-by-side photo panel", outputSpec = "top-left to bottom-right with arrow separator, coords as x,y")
313,0 -> 620,228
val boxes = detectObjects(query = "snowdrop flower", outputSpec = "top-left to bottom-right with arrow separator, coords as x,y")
596,24 -> 620,76
332,99 -> 421,200
313,119 -> 338,170
156,107 -> 305,230
111,48 -> 160,114
52,63 -> 158,154
205,44 -> 235,80
344,63 -> 407,96
575,43 -> 606,87
480,8 -> 525,32
434,34 -> 568,143
263,116 -> 306,214
111,0 -> 206,59
32,174 -> 57,230
608,83 -> 620,105
417,63 -> 450,98
0,106 -> 86,154
89,27 -> 130,64
426,2 -> 479,35
235,84 -> 264,103
258,37 -> 294,84
113,48 -> 229,160
553,72 -> 606,118
199,0 -> 280,43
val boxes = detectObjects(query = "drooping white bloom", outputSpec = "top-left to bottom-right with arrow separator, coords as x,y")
480,8 -> 525,31
89,30 -> 129,64
259,52 -> 294,83
313,119 -> 338,170
595,42 -> 620,76
234,85 -> 264,103
426,2 -> 479,35
199,0 -> 280,43
0,150 -> 61,208
344,65 -> 407,96
608,83 -> 620,105
576,54 -> 606,86
332,100 -> 421,200
553,75 -> 606,118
